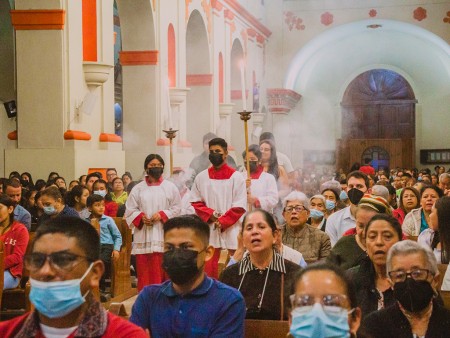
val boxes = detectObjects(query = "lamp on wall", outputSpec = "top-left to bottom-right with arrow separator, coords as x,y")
3,100 -> 17,118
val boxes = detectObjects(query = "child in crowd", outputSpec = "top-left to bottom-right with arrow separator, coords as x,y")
93,179 -> 119,217
86,194 -> 122,295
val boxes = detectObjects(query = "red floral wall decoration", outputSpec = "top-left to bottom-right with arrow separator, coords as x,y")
321,12 -> 333,26
413,7 -> 427,21
284,11 -> 305,31
369,9 -> 377,18
444,11 -> 450,24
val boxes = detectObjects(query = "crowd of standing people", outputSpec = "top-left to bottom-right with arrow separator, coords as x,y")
0,131 -> 450,337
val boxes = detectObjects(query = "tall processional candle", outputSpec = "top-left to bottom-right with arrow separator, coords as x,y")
239,60 -> 247,111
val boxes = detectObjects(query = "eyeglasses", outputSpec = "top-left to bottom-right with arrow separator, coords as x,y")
290,294 -> 353,314
388,269 -> 431,283
284,206 -> 307,213
25,251 -> 91,273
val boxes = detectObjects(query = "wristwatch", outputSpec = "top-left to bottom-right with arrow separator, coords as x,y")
213,211 -> 221,219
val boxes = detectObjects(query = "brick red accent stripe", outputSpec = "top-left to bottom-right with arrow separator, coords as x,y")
10,10 -> 65,30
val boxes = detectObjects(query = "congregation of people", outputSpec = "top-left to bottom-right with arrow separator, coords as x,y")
0,131 -> 450,337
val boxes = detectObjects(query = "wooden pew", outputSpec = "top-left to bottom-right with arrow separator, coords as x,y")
108,218 -> 136,302
441,291 -> 450,311
108,302 -> 129,319
1,232 -> 34,320
218,249 -> 230,278
245,320 -> 290,338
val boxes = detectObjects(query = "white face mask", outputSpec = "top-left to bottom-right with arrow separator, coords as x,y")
29,263 -> 93,318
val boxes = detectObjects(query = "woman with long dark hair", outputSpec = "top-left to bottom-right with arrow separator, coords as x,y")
0,194 -> 29,289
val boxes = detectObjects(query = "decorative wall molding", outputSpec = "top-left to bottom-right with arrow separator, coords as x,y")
186,74 -> 213,86
267,88 -> 301,114
222,0 -> 271,38
119,51 -> 159,65
11,10 -> 65,30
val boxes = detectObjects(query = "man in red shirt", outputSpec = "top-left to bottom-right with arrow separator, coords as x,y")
0,216 -> 146,338
359,158 -> 375,176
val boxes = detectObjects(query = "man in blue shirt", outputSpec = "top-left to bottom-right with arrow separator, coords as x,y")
4,179 -> 31,230
130,215 -> 245,337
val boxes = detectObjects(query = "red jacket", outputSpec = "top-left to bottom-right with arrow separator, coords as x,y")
0,311 -> 147,337
0,221 -> 29,278
105,200 -> 119,217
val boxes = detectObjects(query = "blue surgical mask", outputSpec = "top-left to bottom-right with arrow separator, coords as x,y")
43,205 -> 57,215
325,200 -> 336,211
339,190 -> 348,200
29,263 -> 93,318
310,209 -> 324,219
290,303 -> 351,338
93,190 -> 107,197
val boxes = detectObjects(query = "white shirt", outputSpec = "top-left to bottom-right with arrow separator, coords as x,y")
418,228 -> 442,263
125,179 -> 181,254
40,324 -> 77,338
325,206 -> 356,246
190,168 -> 247,250
277,151 -> 294,173
242,170 -> 279,213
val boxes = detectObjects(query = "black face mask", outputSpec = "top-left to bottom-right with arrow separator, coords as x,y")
247,161 -> 259,173
209,153 -> 224,167
20,179 -> 29,187
146,167 -> 163,179
347,188 -> 365,205
162,248 -> 204,285
393,278 -> 434,313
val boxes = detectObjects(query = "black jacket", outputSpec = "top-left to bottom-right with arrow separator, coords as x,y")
361,300 -> 450,338
348,256 -> 395,319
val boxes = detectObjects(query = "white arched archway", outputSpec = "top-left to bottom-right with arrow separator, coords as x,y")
115,0 -> 157,175
282,19 -> 450,166
186,10 -> 212,153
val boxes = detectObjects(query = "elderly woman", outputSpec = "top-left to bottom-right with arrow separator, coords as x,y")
320,180 -> 341,216
349,214 -> 402,319
393,186 -> 420,225
289,263 -> 362,338
402,185 -> 443,237
308,195 -> 327,231
220,209 -> 300,320
242,144 -> 279,213
281,191 -> 331,264
361,240 -> 450,337
419,196 -> 450,264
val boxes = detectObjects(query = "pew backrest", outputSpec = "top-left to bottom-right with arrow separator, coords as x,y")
244,320 -> 289,338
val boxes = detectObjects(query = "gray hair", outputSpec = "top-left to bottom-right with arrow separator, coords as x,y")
310,194 -> 326,205
371,185 -> 390,202
439,173 -> 450,182
386,240 -> 438,276
283,191 -> 309,210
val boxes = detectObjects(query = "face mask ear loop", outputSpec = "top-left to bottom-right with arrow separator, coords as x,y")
80,262 -> 95,298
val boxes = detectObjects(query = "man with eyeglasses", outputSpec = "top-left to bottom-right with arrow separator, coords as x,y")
361,240 -> 450,337
281,191 -> 331,264
0,216 -> 146,337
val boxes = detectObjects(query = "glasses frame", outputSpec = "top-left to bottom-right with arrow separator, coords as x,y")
284,206 -> 307,213
388,269 -> 432,283
25,251 -> 92,274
